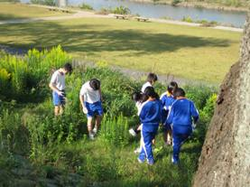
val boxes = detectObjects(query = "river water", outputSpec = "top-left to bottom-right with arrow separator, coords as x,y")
22,0 -> 247,27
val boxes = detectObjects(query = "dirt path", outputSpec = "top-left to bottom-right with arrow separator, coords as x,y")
0,4 -> 243,32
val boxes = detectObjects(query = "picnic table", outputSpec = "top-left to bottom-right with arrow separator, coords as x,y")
48,7 -> 57,11
135,17 -> 149,22
48,7 -> 70,13
114,15 -> 128,20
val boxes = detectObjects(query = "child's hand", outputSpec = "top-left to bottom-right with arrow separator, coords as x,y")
82,106 -> 88,114
137,125 -> 142,131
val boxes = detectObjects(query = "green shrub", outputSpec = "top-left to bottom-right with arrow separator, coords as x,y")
111,6 -> 131,15
100,114 -> 129,147
80,3 -> 93,10
171,0 -> 181,6
0,68 -> 10,97
0,109 -> 29,154
0,45 -> 71,101
182,16 -> 193,23
31,0 -> 55,6
184,84 -> 217,110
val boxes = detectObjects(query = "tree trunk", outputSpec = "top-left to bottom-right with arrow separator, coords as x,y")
193,13 -> 250,187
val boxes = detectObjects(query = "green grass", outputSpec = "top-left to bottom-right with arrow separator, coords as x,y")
0,17 -> 241,83
0,2 -> 69,20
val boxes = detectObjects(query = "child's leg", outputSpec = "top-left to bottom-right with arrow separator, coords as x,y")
141,130 -> 154,164
54,106 -> 60,116
172,132 -> 190,164
87,117 -> 93,133
94,115 -> 102,131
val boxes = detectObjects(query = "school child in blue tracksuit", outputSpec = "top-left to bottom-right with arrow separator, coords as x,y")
138,87 -> 162,165
160,81 -> 178,146
165,88 -> 199,164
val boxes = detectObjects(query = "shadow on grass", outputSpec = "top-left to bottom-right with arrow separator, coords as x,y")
0,13 -> 27,21
0,21 -> 232,55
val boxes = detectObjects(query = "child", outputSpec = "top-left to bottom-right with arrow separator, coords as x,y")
165,88 -> 199,164
129,91 -> 148,137
141,73 -> 158,93
138,87 -> 162,165
160,81 -> 178,146
49,63 -> 73,116
79,78 -> 103,140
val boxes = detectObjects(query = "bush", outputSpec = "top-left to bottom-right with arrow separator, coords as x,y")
184,84 -> 217,110
171,0 -> 181,6
0,45 -> 71,101
111,6 -> 131,15
0,68 -> 10,97
182,16 -> 193,23
80,3 -> 93,10
100,114 -> 129,147
31,0 -> 55,6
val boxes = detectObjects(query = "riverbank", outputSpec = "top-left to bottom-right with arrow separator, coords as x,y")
131,0 -> 249,12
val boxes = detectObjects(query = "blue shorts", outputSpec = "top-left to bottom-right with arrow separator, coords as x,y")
85,101 -> 103,118
52,91 -> 65,106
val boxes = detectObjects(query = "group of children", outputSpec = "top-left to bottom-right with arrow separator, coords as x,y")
49,63 -> 199,165
129,73 -> 199,165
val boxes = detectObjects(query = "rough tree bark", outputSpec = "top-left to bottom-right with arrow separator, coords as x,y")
193,13 -> 250,187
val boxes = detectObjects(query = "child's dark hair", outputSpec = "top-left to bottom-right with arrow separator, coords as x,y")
132,91 -> 148,103
167,81 -> 178,94
132,91 -> 142,102
144,86 -> 159,100
90,78 -> 100,90
147,73 -> 158,83
64,63 -> 73,74
174,88 -> 185,98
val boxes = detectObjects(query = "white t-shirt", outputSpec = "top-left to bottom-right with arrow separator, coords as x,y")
80,81 -> 100,103
141,82 -> 152,93
50,70 -> 65,90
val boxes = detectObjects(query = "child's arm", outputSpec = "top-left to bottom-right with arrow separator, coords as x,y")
79,94 -> 88,114
191,102 -> 199,123
49,73 -> 64,96
99,87 -> 103,102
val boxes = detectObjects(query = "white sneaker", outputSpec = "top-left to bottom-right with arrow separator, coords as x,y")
89,133 -> 95,140
129,128 -> 137,137
93,128 -> 97,135
134,147 -> 141,154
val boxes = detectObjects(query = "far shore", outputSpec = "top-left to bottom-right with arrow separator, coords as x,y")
129,0 -> 249,12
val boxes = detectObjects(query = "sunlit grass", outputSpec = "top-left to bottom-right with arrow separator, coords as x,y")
0,2 -> 69,20
0,16 -> 241,83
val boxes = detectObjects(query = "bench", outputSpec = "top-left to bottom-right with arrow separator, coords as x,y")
135,17 -> 149,22
58,8 -> 70,13
114,15 -> 128,20
48,7 -> 57,11
48,7 -> 71,13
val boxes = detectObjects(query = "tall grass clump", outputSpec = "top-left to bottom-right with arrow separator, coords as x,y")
0,45 -> 71,101
0,68 -> 10,98
100,114 -> 129,146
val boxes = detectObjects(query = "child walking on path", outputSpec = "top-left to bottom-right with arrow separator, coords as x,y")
79,78 -> 103,140
160,81 -> 178,146
165,88 -> 199,164
138,87 -> 162,165
49,63 -> 73,116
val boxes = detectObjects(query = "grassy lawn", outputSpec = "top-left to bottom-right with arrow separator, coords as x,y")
0,2 -> 70,20
0,17 -> 242,83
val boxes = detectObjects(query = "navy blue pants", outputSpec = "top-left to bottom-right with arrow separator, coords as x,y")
172,125 -> 192,163
139,124 -> 158,163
